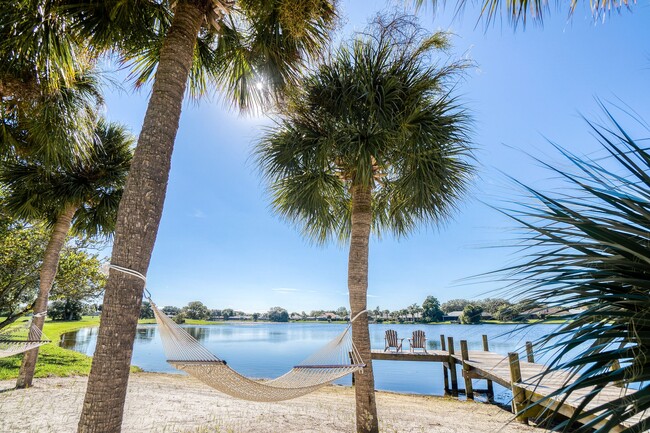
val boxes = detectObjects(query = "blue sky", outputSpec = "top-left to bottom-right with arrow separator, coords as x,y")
100,1 -> 650,313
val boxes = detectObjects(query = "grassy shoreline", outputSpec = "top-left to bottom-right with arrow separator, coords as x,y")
0,316 -> 132,381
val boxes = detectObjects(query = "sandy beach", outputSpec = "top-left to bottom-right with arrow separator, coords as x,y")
0,372 -> 548,433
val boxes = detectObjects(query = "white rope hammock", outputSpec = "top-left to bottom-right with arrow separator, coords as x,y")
0,312 -> 50,358
108,264 -> 366,402
151,301 -> 365,402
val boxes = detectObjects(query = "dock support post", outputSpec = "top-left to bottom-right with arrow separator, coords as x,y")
440,335 -> 450,393
447,336 -> 459,396
460,340 -> 474,400
525,341 -> 534,363
482,335 -> 494,400
508,352 -> 529,424
349,352 -> 355,386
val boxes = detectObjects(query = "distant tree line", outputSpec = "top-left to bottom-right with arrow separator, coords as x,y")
140,301 -> 292,324
42,295 -> 544,327
367,297 -> 540,324
139,297 -> 543,326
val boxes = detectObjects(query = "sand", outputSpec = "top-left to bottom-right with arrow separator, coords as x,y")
0,373 -> 548,433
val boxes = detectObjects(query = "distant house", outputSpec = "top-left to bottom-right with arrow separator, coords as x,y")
290,313 -> 303,321
318,312 -> 340,321
481,312 -> 493,320
521,307 -> 574,320
442,311 -> 463,322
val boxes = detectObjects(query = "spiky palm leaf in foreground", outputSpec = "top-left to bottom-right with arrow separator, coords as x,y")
499,107 -> 649,432
257,16 -> 473,433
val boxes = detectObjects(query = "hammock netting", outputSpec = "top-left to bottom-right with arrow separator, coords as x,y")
151,301 -> 365,402
0,315 -> 50,358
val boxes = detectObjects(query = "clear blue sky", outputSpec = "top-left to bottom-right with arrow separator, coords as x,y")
100,1 -> 650,313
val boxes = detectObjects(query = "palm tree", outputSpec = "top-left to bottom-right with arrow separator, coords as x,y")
256,16 -> 474,433
496,105 -> 649,432
53,2 -> 338,430
0,118 -> 133,388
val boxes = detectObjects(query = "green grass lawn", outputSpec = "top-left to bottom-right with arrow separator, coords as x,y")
0,316 -> 141,381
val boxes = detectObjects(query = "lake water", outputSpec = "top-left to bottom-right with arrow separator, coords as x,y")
60,322 -> 563,404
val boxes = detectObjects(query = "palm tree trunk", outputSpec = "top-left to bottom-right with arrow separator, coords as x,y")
77,3 -> 205,432
15,203 -> 76,388
348,184 -> 379,433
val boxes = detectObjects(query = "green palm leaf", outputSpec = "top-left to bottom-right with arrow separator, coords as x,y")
498,104 -> 650,432
0,117 -> 133,237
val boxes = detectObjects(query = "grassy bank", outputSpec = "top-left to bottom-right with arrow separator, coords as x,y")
0,316 -> 140,381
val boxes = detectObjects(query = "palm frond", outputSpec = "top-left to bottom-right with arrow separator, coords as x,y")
0,117 -> 133,237
498,105 -> 650,432
410,0 -> 633,28
256,14 -> 474,243
0,0 -> 86,94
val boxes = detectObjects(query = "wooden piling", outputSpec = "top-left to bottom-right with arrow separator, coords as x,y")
482,335 -> 494,400
525,341 -> 534,363
460,340 -> 474,400
508,352 -> 529,424
447,336 -> 459,396
440,335 -> 450,393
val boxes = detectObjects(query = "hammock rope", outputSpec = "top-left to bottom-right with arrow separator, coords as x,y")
0,312 -> 51,358
151,300 -> 366,402
106,264 -> 366,402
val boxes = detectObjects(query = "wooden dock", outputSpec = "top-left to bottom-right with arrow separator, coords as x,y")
370,334 -> 642,432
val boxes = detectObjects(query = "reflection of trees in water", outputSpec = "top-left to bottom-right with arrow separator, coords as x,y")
266,331 -> 290,343
59,327 -> 98,353
135,326 -> 157,344
185,327 -> 209,342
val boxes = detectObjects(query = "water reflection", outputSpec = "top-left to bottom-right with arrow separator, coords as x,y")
59,327 -> 98,353
185,326 -> 209,341
136,326 -> 157,344
60,322 -> 562,403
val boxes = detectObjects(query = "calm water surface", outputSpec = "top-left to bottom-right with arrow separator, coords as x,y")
60,322 -> 563,404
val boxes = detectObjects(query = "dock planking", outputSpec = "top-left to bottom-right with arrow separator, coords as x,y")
370,349 -> 448,362
368,334 -> 642,431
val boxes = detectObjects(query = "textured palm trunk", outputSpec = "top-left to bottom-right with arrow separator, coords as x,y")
348,185 -> 379,433
77,3 -> 205,432
15,203 -> 76,388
